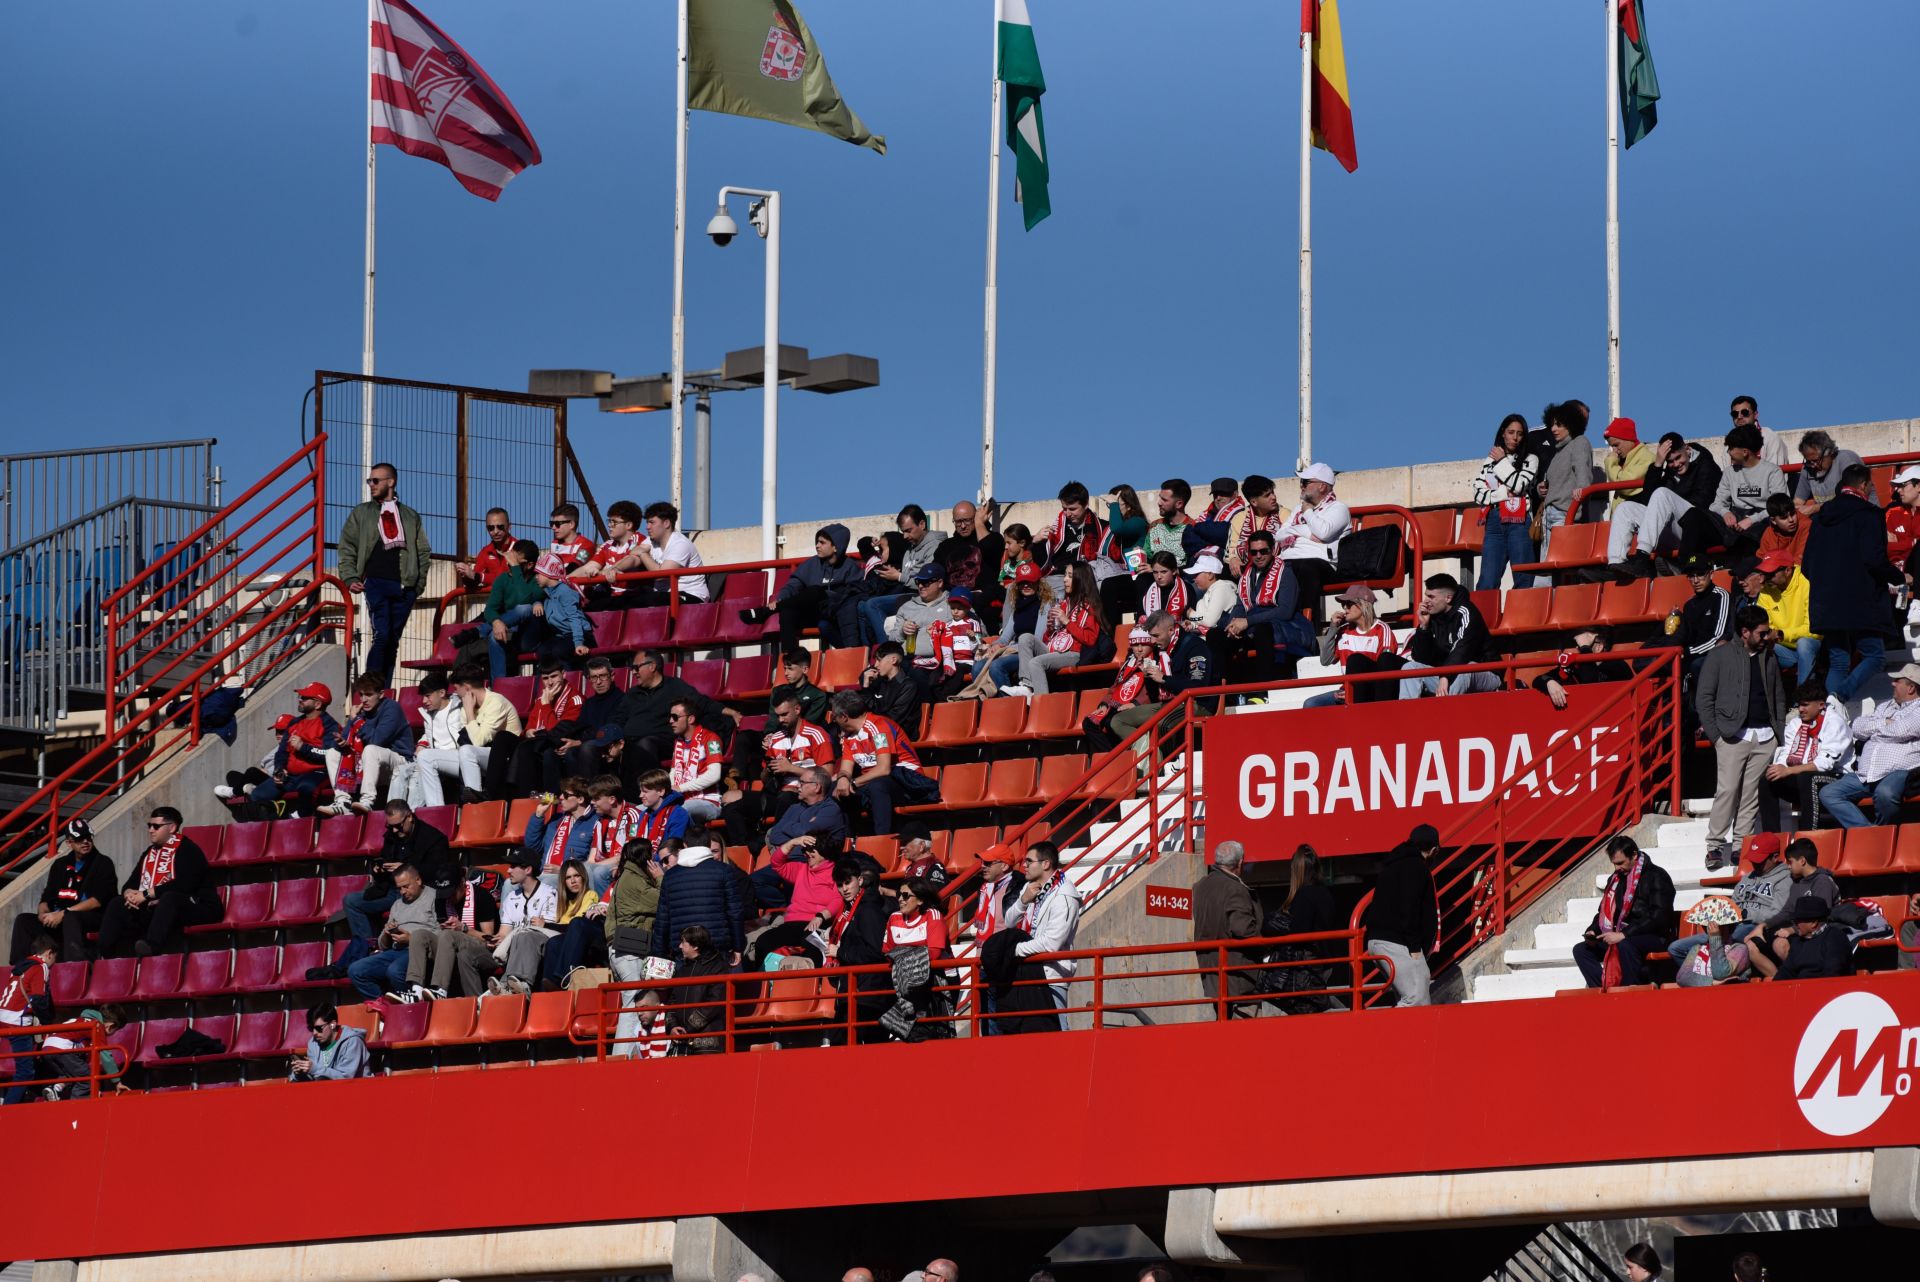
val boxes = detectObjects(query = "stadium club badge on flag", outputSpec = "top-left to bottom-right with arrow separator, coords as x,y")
688,0 -> 885,153
370,0 -> 542,200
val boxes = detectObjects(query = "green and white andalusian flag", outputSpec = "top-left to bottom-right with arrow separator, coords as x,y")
998,0 -> 1049,229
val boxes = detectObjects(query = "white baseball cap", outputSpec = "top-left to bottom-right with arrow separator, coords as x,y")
1893,466 -> 1920,486
1297,462 -> 1336,485
1190,555 -> 1224,576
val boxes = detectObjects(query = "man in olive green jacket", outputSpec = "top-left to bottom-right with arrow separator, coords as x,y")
337,462 -> 432,684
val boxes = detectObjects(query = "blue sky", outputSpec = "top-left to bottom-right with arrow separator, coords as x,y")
5,1 -> 1915,533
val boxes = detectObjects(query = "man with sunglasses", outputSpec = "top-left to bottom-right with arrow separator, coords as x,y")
336,462 -> 430,685
455,507 -> 516,591
290,1004 -> 368,1081
607,649 -> 719,792
324,800 -> 458,978
10,819 -> 118,964
1730,395 -> 1788,466
96,808 -> 218,958
546,503 -> 597,571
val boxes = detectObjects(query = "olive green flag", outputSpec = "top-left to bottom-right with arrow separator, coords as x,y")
687,0 -> 885,154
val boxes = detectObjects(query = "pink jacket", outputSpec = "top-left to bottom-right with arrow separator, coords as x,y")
772,847 -> 843,923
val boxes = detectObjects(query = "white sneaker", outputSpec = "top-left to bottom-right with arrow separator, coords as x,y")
999,684 -> 1034,699
213,785 -> 235,801
486,975 -> 506,997
407,983 -> 445,1003
389,988 -> 418,1005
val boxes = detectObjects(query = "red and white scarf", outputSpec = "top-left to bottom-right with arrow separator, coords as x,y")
543,810 -> 580,869
1783,713 -> 1826,766
591,804 -> 643,862
137,836 -> 182,897
1597,853 -> 1646,934
1046,509 -> 1113,565
1234,510 -> 1284,569
1046,601 -> 1096,654
1141,575 -> 1190,620
1237,562 -> 1285,611
831,888 -> 867,948
1108,652 -> 1169,705
974,874 -> 1012,940
1205,495 -> 1248,526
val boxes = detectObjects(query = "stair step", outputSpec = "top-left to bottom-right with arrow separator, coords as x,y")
1472,967 -> 1587,1002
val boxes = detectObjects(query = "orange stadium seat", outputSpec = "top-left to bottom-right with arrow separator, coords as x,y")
1544,582 -> 1601,631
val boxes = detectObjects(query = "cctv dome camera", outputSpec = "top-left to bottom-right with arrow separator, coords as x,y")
706,208 -> 738,246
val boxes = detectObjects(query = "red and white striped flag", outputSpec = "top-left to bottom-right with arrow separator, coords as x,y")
370,0 -> 541,201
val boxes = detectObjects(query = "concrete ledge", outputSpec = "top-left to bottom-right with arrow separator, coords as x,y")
1208,1151 -> 1875,1236
1870,1146 -> 1920,1230
73,1219 -> 675,1282
670,1216 -> 781,1282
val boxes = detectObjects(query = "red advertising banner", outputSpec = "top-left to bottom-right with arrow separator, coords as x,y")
1205,683 -> 1651,859
1144,885 -> 1193,919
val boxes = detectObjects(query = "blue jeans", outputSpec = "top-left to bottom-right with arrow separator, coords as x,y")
345,886 -> 400,944
348,947 -> 411,999
987,652 -> 1022,690
1774,638 -> 1821,688
751,865 -> 792,912
4,1032 -> 38,1105
487,604 -> 540,679
1668,922 -> 1760,963
1819,770 -> 1911,829
1538,505 -> 1567,557
858,592 -> 910,647
361,578 -> 417,686
1824,631 -> 1886,703
1477,518 -> 1536,590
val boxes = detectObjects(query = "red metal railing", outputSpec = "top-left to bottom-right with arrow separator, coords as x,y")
1346,647 -> 1684,974
1344,503 -> 1424,605
0,1020 -> 125,1098
0,436 -> 353,878
934,649 -> 1682,938
569,930 -> 1394,1057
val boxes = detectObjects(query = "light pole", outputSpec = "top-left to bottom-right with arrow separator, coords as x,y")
707,186 -> 780,560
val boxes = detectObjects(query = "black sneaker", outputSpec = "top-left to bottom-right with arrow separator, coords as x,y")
737,606 -> 773,625
305,963 -> 345,982
1704,844 -> 1729,872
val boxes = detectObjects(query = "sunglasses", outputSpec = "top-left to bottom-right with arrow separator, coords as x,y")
1731,409 -> 1755,418
146,820 -> 169,829
309,1022 -> 332,1033
486,523 -> 510,532
550,520 -> 571,528
385,822 -> 407,833
1251,548 -> 1274,557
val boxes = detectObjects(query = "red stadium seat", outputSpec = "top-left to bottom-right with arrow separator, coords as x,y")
1838,826 -> 1897,877
178,947 -> 238,997
268,877 -> 324,927
918,762 -> 987,812
1026,692 -> 1079,739
130,952 -> 185,1002
81,958 -> 134,1006
1598,578 -> 1651,624
417,997 -> 477,1047
521,990 -> 573,1043
814,647 -> 867,692
398,685 -> 426,730
470,993 -> 529,1043
710,606 -> 765,647
983,758 -> 1040,807
372,1001 -> 431,1048
451,801 -> 508,850
673,603 -> 726,648
1894,824 -> 1920,874
1470,590 -> 1503,633
49,960 -> 87,1008
494,676 -> 536,718
854,835 -> 900,875
266,817 -> 316,863
335,1004 -> 380,1043
133,1018 -> 188,1068
403,622 -> 463,671
976,698 -> 1028,744
1645,575 -> 1691,621
501,798 -> 540,849
278,941 -> 345,991
1494,587 -> 1551,636
721,570 -> 768,604
1036,754 -> 1091,802
619,608 -> 673,651
180,1014 -> 237,1062
1414,508 -> 1465,555
920,701 -> 977,749
1799,828 -> 1843,871
945,826 -> 999,875
220,822 -> 271,867
320,873 -> 372,922
721,653 -> 773,700
182,825 -> 225,865
232,1011 -> 288,1060
678,658 -> 725,699
315,813 -> 368,860
414,805 -> 458,840
210,883 -> 275,933
1544,582 -> 1602,631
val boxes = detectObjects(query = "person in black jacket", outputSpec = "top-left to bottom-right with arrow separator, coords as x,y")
316,800 -> 459,980
825,857 -> 892,1040
1607,435 -> 1724,572
1397,575 -> 1499,699
95,808 -> 219,957
1804,463 -> 1899,705
608,649 -> 722,791
1572,836 -> 1676,987
1768,896 -> 1852,981
1362,825 -> 1440,1006
555,656 -> 627,780
10,819 -> 119,963
1532,627 -> 1634,708
649,844 -> 744,962
751,522 -> 864,650
859,643 -> 924,731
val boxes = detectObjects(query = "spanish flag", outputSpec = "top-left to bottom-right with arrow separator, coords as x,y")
1303,0 -> 1357,173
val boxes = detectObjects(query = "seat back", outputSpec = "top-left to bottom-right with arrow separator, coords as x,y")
223,947 -> 274,995
372,1001 -> 431,1048
494,676 -> 536,717
419,997 -> 478,1046
1544,582 -> 1602,630
673,602 -> 725,648
678,658 -> 725,698
1025,692 -> 1079,738
269,877 -> 324,926
221,822 -> 271,867
414,805 -> 458,839
1496,586 -> 1552,635
335,1003 -> 380,1043
232,1010 -> 287,1059
182,825 -> 225,865
474,993 -> 530,1041
131,952 -> 185,1001
984,758 -> 1039,806
315,813 -> 369,859
522,990 -> 573,1041
1598,578 -> 1650,625
266,816 -> 316,862
221,882 -> 276,931
722,653 -> 773,700
921,700 -> 977,748
935,762 -> 990,809
620,607 -> 673,650
976,698 -> 1028,742
814,647 -> 867,691
452,800 -> 508,850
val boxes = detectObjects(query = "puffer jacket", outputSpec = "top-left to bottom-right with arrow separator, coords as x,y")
1805,489 -> 1898,635
649,846 -> 744,958
605,863 -> 661,952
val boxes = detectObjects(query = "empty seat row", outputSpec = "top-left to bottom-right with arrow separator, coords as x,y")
50,940 -> 349,1009
212,800 -> 551,868
183,873 -> 369,936
919,689 -> 1103,748
898,754 -> 1132,816
1470,574 -> 1717,639
406,597 -> 781,674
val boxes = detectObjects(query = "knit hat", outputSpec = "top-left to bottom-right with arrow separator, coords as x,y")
533,551 -> 569,579
1409,824 -> 1440,850
1128,626 -> 1154,644
1604,417 -> 1638,443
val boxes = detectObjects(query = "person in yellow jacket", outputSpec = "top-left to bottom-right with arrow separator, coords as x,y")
1602,418 -> 1655,513
1756,550 -> 1819,685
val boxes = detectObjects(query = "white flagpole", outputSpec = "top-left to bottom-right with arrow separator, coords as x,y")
981,9 -> 1003,510
670,0 -> 689,516
1298,20 -> 1313,474
363,0 -> 378,472
1605,0 -> 1622,419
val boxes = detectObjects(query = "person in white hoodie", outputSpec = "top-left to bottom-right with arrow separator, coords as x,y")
1278,462 -> 1350,609
407,673 -> 466,808
1009,842 -> 1083,1029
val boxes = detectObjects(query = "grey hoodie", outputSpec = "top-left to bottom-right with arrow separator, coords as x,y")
301,1025 -> 370,1080
887,588 -> 955,659
1763,866 -> 1841,933
1730,859 -> 1793,925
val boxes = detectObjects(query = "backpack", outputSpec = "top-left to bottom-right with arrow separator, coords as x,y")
1333,524 -> 1403,583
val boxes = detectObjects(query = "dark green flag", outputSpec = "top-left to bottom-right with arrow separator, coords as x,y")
687,0 -> 885,154
1617,0 -> 1661,148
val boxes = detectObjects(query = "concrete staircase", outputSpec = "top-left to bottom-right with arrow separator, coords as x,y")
1469,797 -> 1716,1002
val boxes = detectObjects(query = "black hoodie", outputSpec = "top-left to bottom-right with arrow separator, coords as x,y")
1363,844 -> 1438,951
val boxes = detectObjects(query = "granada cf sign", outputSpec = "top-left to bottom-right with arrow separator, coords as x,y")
1206,683 -> 1652,859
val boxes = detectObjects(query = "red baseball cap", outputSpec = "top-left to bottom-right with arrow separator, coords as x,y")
1755,551 -> 1795,575
1012,561 -> 1042,585
1603,417 -> 1638,443
978,842 -> 1019,868
272,713 -> 297,732
296,682 -> 332,703
1746,832 -> 1782,862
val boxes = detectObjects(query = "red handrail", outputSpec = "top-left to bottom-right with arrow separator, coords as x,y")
0,436 -> 352,878
1344,503 -> 1424,606
568,929 -> 1393,1058
0,1021 -> 125,1099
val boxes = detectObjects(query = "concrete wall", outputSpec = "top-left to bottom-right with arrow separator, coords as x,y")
0,642 -> 348,927
1066,849 -> 1212,1029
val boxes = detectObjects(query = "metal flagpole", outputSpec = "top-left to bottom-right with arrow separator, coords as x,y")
1298,20 -> 1313,474
761,192 -> 780,560
670,0 -> 689,513
363,0 -> 378,473
980,7 -> 1003,511
1605,0 -> 1622,419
